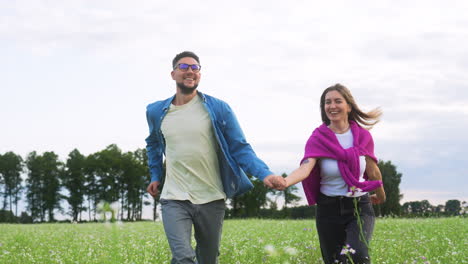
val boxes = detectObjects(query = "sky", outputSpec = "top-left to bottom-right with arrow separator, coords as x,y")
1,0 -> 467,216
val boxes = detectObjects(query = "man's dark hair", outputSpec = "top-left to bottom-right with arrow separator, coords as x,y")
172,51 -> 200,69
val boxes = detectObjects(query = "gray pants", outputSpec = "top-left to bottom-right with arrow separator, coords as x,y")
160,199 -> 226,264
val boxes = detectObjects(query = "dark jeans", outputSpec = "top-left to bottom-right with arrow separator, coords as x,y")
316,193 -> 375,264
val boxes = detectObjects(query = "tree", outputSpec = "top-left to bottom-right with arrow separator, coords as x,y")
0,152 -> 23,216
41,152 -> 62,222
445,200 -> 461,216
120,151 -> 137,220
133,148 -> 153,220
434,204 -> 445,214
402,200 -> 433,216
376,160 -> 403,216
93,145 -> 123,205
84,153 -> 99,221
84,145 -> 123,221
229,174 -> 273,217
62,149 -> 86,222
25,151 -> 43,222
0,209 -> 16,223
19,211 -> 33,224
121,149 -> 148,221
289,205 -> 316,219
25,151 -> 62,222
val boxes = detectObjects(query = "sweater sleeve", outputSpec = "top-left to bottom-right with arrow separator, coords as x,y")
360,128 -> 378,163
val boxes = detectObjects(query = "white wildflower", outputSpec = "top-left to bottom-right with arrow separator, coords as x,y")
284,247 -> 298,255
264,244 -> 277,256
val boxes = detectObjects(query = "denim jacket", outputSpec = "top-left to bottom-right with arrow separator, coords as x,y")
145,91 -> 273,198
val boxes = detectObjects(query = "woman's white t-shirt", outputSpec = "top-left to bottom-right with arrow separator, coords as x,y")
319,129 -> 367,197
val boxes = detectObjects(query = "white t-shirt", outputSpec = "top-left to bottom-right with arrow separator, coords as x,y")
160,95 -> 226,204
319,129 -> 367,197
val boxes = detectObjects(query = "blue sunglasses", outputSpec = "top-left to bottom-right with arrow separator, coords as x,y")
174,63 -> 201,72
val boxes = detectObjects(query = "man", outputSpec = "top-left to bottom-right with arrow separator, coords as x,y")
145,51 -> 282,264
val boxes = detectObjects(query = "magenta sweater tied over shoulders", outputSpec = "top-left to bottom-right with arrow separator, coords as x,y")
301,120 -> 383,205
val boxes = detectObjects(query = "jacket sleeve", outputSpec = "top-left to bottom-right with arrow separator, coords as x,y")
145,107 -> 163,183
219,102 -> 273,181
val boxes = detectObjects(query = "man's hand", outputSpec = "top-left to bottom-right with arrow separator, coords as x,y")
147,181 -> 160,197
263,175 -> 287,190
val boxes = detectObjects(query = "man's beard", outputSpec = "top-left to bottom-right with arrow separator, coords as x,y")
177,82 -> 198,95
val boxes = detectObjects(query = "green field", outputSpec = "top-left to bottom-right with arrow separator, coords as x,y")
0,218 -> 466,264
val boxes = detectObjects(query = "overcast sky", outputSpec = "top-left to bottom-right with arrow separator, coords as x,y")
1,0 -> 467,211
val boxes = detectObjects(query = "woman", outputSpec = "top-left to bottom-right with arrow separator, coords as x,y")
283,84 -> 386,264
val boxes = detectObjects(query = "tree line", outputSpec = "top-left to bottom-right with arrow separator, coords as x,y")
401,199 -> 465,217
0,145 -> 149,223
0,146 -> 464,223
0,144 -> 303,223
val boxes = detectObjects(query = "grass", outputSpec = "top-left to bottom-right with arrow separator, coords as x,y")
0,217 -> 466,263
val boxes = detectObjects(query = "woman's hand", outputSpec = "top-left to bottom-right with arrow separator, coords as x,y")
365,157 -> 386,204
370,193 -> 385,205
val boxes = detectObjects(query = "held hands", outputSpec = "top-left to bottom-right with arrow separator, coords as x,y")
263,175 -> 288,191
